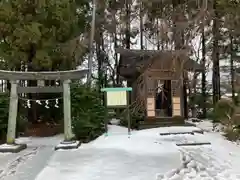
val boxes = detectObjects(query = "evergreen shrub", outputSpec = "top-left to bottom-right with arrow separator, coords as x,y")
71,83 -> 107,142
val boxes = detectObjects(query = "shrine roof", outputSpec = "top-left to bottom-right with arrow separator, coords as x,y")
116,48 -> 203,78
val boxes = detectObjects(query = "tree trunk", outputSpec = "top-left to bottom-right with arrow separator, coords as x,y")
114,10 -> 119,86
212,0 -> 221,104
172,0 -> 183,50
87,0 -> 96,85
201,20 -> 207,118
27,44 -> 38,123
125,0 -> 131,49
190,78 -> 198,118
125,0 -> 131,104
230,33 -> 235,103
156,19 -> 160,50
96,38 -> 102,92
172,0 -> 187,118
140,2 -> 144,50
96,0 -> 105,92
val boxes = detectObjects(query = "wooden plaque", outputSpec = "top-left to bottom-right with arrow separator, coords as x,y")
172,97 -> 180,104
147,97 -> 155,110
147,110 -> 155,117
147,97 -> 155,117
172,96 -> 181,116
173,109 -> 181,116
173,103 -> 181,109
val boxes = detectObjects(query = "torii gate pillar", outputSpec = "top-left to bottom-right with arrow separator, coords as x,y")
63,79 -> 73,141
7,80 -> 19,145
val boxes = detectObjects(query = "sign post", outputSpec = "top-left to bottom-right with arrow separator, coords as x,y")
101,87 -> 132,136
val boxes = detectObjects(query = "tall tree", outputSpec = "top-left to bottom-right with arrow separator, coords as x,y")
217,0 -> 240,103
200,0 -> 207,118
95,0 -> 105,91
125,0 -> 131,49
87,0 -> 96,85
139,2 -> 144,50
212,0 -> 221,104
0,0 -> 88,70
201,16 -> 207,118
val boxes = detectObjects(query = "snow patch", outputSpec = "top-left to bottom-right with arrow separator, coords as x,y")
0,144 -> 22,150
110,118 -> 120,125
55,141 -> 80,149
90,130 -> 179,155
187,119 -> 224,133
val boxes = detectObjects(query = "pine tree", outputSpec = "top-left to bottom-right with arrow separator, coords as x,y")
0,0 -> 89,71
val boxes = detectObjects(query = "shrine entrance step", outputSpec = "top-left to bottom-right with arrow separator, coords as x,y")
138,117 -> 195,130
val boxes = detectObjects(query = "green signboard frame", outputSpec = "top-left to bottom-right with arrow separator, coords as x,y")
101,87 -> 132,135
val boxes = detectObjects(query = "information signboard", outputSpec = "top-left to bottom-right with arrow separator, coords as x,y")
101,87 -> 132,135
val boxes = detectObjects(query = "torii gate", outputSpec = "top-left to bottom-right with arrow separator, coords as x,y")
0,69 -> 88,152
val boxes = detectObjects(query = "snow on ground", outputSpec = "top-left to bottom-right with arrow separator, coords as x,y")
0,135 -> 62,180
1,121 -> 240,180
186,118 -> 224,133
35,125 -> 182,180
35,124 -> 240,180
172,119 -> 240,180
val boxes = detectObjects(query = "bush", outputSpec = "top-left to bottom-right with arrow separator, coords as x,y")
189,92 -> 213,118
0,93 -> 9,140
119,110 -> 144,129
212,99 -> 235,123
16,115 -> 28,136
211,99 -> 240,141
206,108 -> 215,120
224,127 -> 240,141
71,84 -> 107,142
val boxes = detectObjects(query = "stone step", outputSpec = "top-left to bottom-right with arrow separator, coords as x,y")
138,120 -> 195,130
140,120 -> 181,125
176,142 -> 211,146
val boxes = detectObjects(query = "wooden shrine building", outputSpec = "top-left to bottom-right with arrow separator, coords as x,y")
116,48 -> 203,127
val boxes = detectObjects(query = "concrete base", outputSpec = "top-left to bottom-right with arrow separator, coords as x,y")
55,140 -> 81,150
0,143 -> 27,153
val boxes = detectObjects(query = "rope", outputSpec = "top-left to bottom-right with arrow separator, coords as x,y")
18,95 -> 62,109
18,96 -> 63,101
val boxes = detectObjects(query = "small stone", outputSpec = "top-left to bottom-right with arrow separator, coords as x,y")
169,174 -> 181,180
165,169 -> 177,178
55,141 -> 80,150
179,168 -> 190,176
198,171 -> 209,177
186,168 -> 197,178
197,163 -> 206,171
156,173 -> 164,180
187,160 -> 197,169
